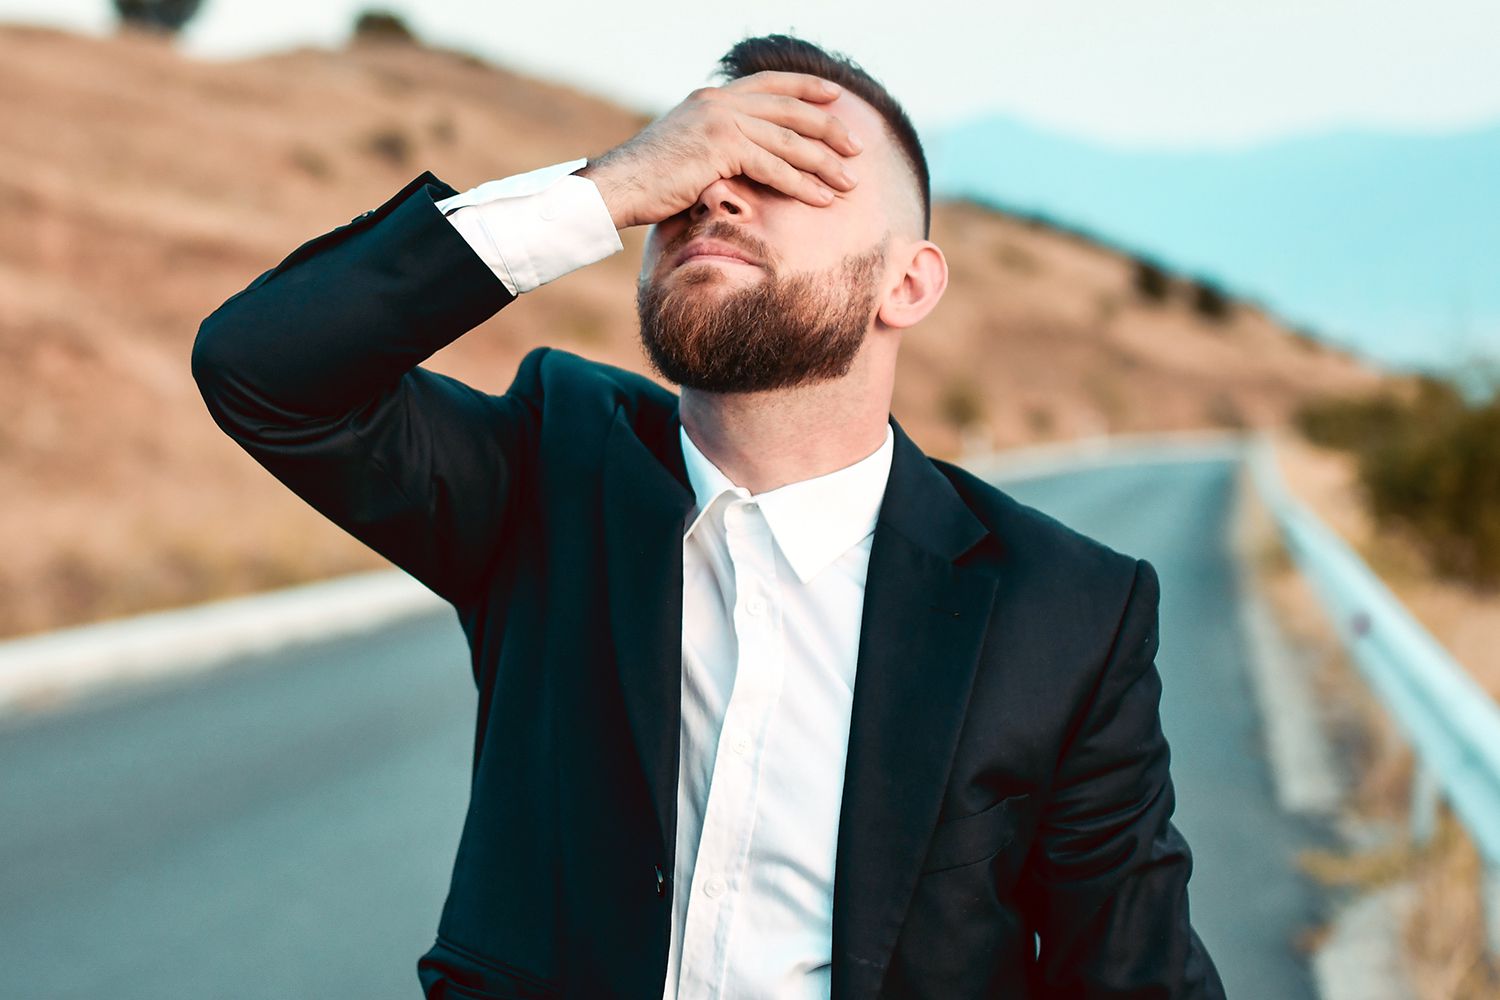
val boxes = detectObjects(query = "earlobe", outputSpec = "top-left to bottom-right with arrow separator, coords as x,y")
878,242 -> 947,330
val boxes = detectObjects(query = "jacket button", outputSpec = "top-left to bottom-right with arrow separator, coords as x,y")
655,864 -> 666,897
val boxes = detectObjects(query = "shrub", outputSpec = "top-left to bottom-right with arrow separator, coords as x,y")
1361,398 -> 1500,585
938,376 -> 985,430
289,145 -> 332,179
353,9 -> 418,44
114,0 -> 203,33
1293,390 -> 1410,452
1294,377 -> 1500,586
1190,275 -> 1234,323
1132,257 -> 1171,303
361,125 -> 412,166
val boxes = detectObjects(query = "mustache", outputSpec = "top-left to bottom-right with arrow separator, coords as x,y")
665,220 -> 774,270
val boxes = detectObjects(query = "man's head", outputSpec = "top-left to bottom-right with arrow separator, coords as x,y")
636,34 -> 947,395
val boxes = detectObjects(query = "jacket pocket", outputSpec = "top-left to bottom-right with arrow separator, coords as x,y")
919,791 -> 1032,874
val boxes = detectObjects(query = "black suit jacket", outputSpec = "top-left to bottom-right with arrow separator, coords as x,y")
191,170 -> 1226,999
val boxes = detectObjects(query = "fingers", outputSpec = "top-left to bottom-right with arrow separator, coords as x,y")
735,114 -> 857,197
734,136 -> 840,208
722,69 -> 843,104
699,70 -> 864,208
734,90 -> 864,158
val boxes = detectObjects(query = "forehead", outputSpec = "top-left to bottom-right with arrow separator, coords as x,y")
824,90 -> 890,157
821,90 -> 904,196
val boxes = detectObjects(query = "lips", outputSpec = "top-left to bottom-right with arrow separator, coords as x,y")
673,239 -> 760,269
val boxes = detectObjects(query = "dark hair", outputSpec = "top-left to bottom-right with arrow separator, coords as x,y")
713,33 -> 931,240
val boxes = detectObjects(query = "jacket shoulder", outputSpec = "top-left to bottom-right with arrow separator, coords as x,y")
524,345 -> 677,414
932,456 -> 1141,587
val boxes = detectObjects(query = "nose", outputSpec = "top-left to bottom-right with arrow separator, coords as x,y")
690,176 -> 751,222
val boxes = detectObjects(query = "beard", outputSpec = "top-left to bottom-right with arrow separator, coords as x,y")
635,229 -> 889,394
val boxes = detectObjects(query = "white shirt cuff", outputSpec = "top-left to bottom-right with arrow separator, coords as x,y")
435,157 -> 624,295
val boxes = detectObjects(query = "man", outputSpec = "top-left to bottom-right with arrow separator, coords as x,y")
192,32 -> 1225,1000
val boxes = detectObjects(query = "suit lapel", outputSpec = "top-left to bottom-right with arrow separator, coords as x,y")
829,418 -> 998,1000
602,399 -> 998,1000
602,403 -> 694,874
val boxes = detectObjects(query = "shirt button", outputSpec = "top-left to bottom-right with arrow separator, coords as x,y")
733,735 -> 751,756
539,200 -> 559,221
747,596 -> 766,616
705,875 -> 727,898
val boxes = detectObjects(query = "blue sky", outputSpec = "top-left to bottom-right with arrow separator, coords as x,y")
6,0 -> 1500,149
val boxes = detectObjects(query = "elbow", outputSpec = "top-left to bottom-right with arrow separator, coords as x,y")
190,313 -> 221,394
190,302 -> 260,428
190,307 -> 235,412
191,266 -> 273,403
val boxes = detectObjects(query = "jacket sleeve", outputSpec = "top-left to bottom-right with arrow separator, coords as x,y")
190,170 -> 549,609
1019,557 -> 1227,997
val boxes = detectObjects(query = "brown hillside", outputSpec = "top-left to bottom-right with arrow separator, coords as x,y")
0,24 -> 1384,639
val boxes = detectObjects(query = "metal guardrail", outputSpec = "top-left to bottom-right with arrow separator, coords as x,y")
1247,434 -> 1500,956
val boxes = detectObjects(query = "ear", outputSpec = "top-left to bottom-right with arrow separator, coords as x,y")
876,241 -> 947,330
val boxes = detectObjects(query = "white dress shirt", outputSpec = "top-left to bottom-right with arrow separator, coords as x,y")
436,162 -> 896,998
434,157 -> 622,295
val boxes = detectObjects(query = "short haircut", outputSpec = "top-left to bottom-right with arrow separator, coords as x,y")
713,34 -> 931,241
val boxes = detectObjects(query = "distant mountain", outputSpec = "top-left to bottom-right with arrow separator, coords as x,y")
925,116 -> 1500,372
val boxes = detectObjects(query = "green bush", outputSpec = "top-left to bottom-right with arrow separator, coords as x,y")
353,9 -> 418,43
1293,389 -> 1411,452
1362,399 -> 1500,585
114,0 -> 203,34
1294,377 -> 1500,586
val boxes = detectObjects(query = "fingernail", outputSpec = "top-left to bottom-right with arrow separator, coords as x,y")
848,133 -> 864,152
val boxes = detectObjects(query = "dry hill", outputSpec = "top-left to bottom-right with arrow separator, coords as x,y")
0,24 -> 1384,638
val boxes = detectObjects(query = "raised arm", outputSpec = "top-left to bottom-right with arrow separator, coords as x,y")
189,167 -> 617,607
191,69 -> 862,610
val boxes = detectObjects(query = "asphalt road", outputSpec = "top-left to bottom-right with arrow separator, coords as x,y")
0,454 -> 1328,998
0,611 -> 477,999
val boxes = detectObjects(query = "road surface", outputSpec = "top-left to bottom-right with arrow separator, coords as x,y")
0,453 -> 1329,997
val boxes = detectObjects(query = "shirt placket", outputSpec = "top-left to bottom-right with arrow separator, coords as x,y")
677,496 -> 786,997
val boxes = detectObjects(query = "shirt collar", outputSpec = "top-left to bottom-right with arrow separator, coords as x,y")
679,421 -> 895,585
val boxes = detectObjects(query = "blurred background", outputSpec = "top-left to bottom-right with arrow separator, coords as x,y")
1,1 -> 1497,998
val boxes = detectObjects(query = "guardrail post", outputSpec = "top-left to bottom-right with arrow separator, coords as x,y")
1410,761 -> 1440,847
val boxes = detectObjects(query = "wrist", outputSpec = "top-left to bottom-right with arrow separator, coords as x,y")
573,162 -> 630,231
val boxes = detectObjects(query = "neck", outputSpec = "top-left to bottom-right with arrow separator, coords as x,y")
678,350 -> 894,496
